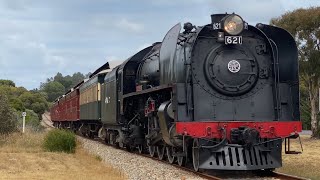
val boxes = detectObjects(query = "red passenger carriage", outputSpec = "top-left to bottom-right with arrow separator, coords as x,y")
50,82 -> 83,128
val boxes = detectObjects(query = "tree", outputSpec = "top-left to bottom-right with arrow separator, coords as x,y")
40,72 -> 86,100
0,94 -> 17,134
271,7 -> 320,137
53,73 -> 73,90
0,79 -> 15,87
18,91 -> 47,118
42,81 -> 65,102
85,72 -> 92,78
71,72 -> 85,87
300,79 -> 311,130
53,72 -> 64,83
10,97 -> 25,111
0,80 -> 49,124
31,102 -> 47,117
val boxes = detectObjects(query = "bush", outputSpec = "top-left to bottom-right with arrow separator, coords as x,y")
43,129 -> 76,153
0,94 -> 17,134
21,109 -> 40,126
12,109 -> 43,132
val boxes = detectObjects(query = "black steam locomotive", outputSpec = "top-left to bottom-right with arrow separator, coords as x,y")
51,13 -> 302,171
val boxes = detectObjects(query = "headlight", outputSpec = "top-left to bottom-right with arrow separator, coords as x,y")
223,14 -> 244,35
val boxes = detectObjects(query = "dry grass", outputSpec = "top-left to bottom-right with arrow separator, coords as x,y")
277,135 -> 320,180
0,129 -> 44,153
0,130 -> 125,180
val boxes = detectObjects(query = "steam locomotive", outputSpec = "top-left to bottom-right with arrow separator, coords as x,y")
51,13 -> 302,171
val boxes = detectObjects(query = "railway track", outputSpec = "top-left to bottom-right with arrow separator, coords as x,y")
79,135 -> 309,180
140,151 -> 308,180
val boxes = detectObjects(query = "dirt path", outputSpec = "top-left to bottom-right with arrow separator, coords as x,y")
41,111 -> 54,128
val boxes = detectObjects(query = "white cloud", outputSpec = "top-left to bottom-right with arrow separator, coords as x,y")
116,18 -> 144,33
45,55 -> 66,68
0,0 -> 319,90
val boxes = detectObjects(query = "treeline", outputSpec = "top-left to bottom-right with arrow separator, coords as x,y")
0,72 -> 89,134
40,72 -> 90,102
0,71 -> 89,134
271,7 -> 320,137
0,72 -> 89,120
0,80 -> 48,133
0,80 -> 48,117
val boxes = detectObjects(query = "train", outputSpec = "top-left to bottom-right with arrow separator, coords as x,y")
51,13 -> 302,171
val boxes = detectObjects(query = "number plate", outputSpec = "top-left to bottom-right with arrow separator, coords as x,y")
225,36 -> 242,45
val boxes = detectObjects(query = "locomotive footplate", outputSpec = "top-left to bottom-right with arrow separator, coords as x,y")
198,139 -> 282,170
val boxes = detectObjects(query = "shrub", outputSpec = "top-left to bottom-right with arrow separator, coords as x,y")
43,129 -> 76,153
0,94 -> 17,134
13,109 -> 43,132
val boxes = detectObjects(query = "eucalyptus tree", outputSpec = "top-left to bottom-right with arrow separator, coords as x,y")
271,7 -> 320,137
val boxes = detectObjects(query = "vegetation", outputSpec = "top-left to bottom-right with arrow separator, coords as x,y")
0,72 -> 88,133
43,129 -> 76,153
40,72 -> 89,102
0,129 -> 45,153
0,80 -> 49,121
278,135 -> 320,180
0,130 -> 125,180
0,94 -> 17,134
271,7 -> 320,137
0,80 -> 15,87
41,81 -> 65,102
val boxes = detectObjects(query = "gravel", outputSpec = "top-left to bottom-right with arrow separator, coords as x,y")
78,136 -> 205,180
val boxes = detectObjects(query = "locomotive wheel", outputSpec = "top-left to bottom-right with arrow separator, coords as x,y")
104,137 -> 109,144
177,155 -> 186,167
192,138 -> 200,172
166,146 -> 175,164
156,145 -> 165,160
89,132 -> 95,139
177,147 -> 187,166
126,145 -> 133,152
147,115 -> 158,157
149,146 -> 156,157
177,140 -> 188,166
105,132 -> 110,144
137,144 -> 144,154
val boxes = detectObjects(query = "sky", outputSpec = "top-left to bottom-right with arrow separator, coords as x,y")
0,0 -> 319,90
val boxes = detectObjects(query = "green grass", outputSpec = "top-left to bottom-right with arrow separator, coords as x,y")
43,129 -> 76,153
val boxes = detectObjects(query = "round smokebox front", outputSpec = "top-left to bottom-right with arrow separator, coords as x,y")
204,47 -> 259,96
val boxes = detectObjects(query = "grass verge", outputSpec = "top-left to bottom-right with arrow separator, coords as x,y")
0,129 -> 125,180
277,135 -> 320,180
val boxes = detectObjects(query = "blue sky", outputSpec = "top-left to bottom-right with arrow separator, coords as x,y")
0,0 -> 319,89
